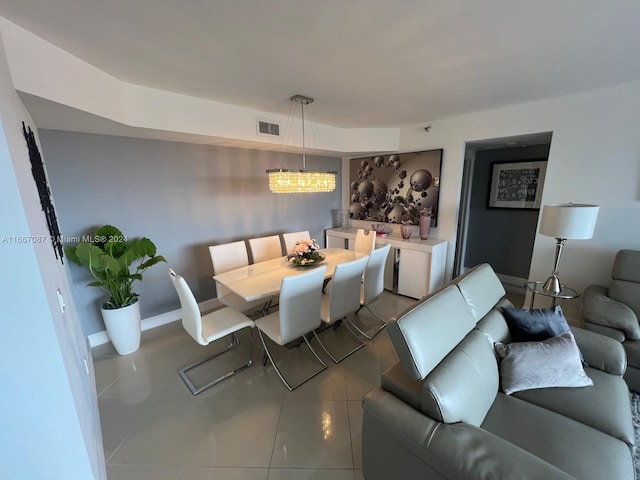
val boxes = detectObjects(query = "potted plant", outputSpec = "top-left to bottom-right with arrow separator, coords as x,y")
65,225 -> 166,355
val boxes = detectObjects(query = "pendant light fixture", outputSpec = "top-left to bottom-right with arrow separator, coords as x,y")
267,95 -> 337,193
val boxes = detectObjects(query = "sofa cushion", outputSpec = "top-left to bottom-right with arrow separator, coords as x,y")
502,305 -> 571,342
386,285 -> 476,380
476,304 -> 513,346
494,332 -> 592,395
609,249 -> 640,324
420,330 -> 498,426
623,338 -> 640,369
482,393 -> 634,480
455,263 -> 506,322
612,249 -> 640,282
514,366 -> 634,446
610,279 -> 640,325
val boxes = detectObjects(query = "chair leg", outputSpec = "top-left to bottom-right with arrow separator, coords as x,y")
312,318 -> 365,364
347,304 -> 387,340
178,330 -> 253,396
257,330 -> 327,391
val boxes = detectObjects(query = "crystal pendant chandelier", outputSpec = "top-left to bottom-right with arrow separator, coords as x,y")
267,95 -> 336,193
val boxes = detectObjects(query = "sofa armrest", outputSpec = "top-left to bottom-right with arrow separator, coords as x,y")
582,284 -> 640,340
584,322 -> 626,342
570,326 -> 627,376
362,388 -> 576,480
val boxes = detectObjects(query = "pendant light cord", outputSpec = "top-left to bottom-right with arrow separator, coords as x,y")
300,97 -> 306,170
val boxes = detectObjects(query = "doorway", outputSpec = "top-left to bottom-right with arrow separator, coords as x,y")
454,132 -> 553,294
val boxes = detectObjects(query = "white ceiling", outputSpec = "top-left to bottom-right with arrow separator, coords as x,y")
1,1 -> 639,129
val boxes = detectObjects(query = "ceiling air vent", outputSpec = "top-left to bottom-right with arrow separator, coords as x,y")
257,119 -> 280,137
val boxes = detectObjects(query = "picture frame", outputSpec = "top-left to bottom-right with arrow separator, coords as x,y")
487,160 -> 547,209
349,149 -> 442,227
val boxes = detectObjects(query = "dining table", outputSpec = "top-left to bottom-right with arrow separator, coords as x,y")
212,247 -> 368,303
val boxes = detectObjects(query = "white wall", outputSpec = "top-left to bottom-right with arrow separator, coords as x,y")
393,80 -> 640,319
0,32 -> 104,480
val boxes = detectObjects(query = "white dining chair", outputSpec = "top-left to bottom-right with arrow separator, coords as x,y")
314,255 -> 369,363
282,230 -> 311,255
254,266 -> 328,391
248,235 -> 283,263
351,243 -> 392,339
355,228 -> 376,254
209,241 -> 270,316
169,268 -> 255,395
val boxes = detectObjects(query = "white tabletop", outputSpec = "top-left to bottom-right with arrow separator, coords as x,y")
213,247 -> 367,302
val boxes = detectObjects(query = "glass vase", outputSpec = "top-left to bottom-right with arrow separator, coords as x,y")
419,211 -> 431,240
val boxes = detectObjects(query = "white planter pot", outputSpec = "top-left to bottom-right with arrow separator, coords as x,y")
101,300 -> 141,355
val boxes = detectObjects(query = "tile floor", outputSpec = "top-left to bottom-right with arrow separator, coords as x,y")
93,291 -> 417,480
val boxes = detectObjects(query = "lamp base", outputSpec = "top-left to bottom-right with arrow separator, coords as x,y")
543,275 -> 561,294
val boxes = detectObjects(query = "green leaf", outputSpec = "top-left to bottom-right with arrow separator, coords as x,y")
137,237 -> 157,257
69,225 -> 165,306
64,245 -> 81,265
75,243 -> 106,269
138,255 -> 167,270
118,249 -> 139,268
100,255 -> 121,276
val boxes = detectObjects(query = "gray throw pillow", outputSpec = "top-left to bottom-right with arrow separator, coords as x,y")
494,332 -> 593,395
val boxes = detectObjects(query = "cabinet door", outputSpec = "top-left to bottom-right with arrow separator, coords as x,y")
326,234 -> 348,249
397,248 -> 430,299
383,246 -> 396,292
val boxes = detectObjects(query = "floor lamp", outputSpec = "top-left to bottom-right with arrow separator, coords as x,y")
538,203 -> 599,294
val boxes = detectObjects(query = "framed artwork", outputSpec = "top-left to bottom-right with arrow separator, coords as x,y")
487,160 -> 547,209
349,149 -> 442,227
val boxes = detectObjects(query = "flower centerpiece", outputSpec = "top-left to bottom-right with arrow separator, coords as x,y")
287,238 -> 325,266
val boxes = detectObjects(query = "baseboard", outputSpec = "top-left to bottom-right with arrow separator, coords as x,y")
87,297 -> 222,348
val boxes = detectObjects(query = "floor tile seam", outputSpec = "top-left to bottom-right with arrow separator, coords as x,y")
346,399 -> 363,470
183,396 -> 226,468
105,397 -> 161,463
276,398 -> 355,469
97,377 -> 118,397
267,396 -> 286,470
345,399 -> 359,470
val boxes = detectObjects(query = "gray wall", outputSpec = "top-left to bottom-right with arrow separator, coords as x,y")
464,144 -> 550,279
40,130 -> 342,335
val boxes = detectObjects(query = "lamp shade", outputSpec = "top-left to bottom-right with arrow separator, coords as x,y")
539,203 -> 599,239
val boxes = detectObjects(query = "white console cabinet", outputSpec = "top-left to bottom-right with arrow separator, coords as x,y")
325,228 -> 448,299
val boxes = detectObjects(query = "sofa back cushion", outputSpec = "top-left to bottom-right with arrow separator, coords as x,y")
419,330 -> 499,426
610,250 -> 640,320
455,263 -> 506,322
387,285 -> 476,380
476,299 -> 513,345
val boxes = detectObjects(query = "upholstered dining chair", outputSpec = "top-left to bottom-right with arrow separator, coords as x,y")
254,266 -> 328,391
355,228 -> 376,254
168,268 -> 255,395
351,243 -> 392,339
248,235 -> 283,263
314,255 -> 369,363
209,241 -> 270,316
282,230 -> 311,255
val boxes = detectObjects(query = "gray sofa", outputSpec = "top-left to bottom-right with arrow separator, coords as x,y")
582,249 -> 640,392
362,263 -> 634,480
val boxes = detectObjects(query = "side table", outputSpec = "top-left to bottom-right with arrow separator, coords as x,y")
524,281 -> 579,309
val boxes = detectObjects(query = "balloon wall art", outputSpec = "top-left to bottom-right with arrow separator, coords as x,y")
349,149 -> 443,227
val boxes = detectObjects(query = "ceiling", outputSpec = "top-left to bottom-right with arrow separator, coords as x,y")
1,1 -> 639,129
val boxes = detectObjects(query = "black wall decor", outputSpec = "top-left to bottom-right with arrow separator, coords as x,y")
22,122 -> 64,262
